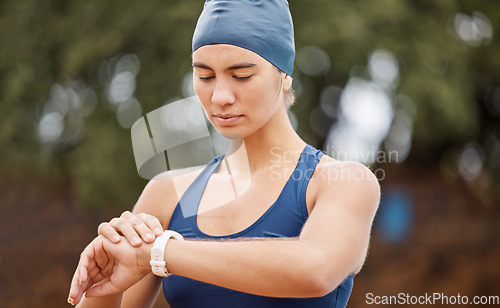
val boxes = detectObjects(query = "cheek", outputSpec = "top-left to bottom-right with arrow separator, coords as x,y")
248,77 -> 280,108
193,79 -> 211,107
193,78 -> 205,97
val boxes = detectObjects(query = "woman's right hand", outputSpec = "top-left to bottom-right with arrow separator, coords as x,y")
97,211 -> 164,247
68,234 -> 153,305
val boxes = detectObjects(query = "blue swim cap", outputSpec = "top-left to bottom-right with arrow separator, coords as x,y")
192,0 -> 295,75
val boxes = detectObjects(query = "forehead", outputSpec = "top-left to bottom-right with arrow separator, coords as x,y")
192,44 -> 272,68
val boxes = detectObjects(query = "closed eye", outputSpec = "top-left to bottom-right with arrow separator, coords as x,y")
234,76 -> 252,81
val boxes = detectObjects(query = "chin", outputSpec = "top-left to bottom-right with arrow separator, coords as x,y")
210,117 -> 262,141
213,127 -> 244,140
220,132 -> 244,140
211,125 -> 251,140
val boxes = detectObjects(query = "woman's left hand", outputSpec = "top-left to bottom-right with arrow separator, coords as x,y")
68,235 -> 152,306
98,211 -> 164,247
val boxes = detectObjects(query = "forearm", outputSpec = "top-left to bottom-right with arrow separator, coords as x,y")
163,237 -> 334,298
75,277 -> 160,308
76,293 -> 122,308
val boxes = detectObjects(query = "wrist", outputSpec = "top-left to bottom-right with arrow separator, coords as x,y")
150,230 -> 184,277
138,241 -> 154,275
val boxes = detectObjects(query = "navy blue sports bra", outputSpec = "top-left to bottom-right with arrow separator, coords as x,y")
163,145 -> 354,307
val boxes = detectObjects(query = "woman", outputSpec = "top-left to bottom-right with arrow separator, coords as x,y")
68,0 -> 380,307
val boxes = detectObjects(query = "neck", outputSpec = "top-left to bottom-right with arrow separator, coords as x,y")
224,105 -> 306,175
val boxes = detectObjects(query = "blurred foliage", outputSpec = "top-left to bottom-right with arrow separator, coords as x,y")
1,0 -> 499,211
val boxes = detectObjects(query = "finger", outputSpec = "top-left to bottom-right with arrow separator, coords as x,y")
94,238 -> 114,276
98,222 -> 121,243
77,239 -> 96,285
109,217 -> 142,247
120,210 -> 132,219
68,265 -> 83,305
125,211 -> 162,240
77,237 -> 105,286
69,265 -> 96,306
69,237 -> 115,305
85,277 -> 121,298
127,215 -> 155,244
68,248 -> 95,305
137,213 -> 164,237
129,214 -> 159,243
79,263 -> 87,285
68,271 -> 83,305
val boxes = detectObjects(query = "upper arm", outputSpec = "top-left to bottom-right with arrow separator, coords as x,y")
299,161 -> 380,285
131,172 -> 180,229
131,166 -> 202,228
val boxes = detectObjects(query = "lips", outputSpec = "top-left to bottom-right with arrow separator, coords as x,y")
214,113 -> 241,118
213,113 -> 243,125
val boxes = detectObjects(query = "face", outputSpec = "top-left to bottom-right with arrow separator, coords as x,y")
192,44 -> 289,139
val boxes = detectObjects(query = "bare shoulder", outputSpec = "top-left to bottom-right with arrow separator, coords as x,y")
132,165 -> 205,227
311,155 -> 381,212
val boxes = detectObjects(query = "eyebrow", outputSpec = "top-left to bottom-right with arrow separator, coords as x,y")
192,62 -> 256,71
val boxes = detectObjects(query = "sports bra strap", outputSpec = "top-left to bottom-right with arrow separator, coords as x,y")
178,156 -> 224,218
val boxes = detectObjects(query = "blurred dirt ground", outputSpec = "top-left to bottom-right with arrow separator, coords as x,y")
0,163 -> 498,307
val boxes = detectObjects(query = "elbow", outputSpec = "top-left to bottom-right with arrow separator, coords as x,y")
296,253 -> 340,297
303,272 -> 337,298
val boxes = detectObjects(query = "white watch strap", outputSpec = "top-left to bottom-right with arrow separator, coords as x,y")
150,230 -> 184,277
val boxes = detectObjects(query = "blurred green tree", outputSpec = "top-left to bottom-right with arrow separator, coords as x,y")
0,0 -> 498,211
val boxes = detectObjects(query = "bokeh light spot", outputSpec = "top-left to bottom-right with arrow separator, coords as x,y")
324,78 -> 394,165
108,71 -> 136,104
458,142 -> 484,181
320,85 -> 342,119
38,111 -> 64,143
339,79 -> 393,143
296,46 -> 331,77
453,11 -> 493,47
368,49 -> 399,88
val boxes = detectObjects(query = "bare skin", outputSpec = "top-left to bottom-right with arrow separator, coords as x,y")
68,44 -> 380,307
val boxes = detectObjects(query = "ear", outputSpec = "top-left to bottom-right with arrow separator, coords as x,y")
282,74 -> 293,91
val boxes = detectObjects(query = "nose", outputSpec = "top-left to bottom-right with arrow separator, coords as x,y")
211,78 -> 236,107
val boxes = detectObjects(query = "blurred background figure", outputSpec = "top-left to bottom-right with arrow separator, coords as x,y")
375,188 -> 414,244
0,0 -> 499,307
